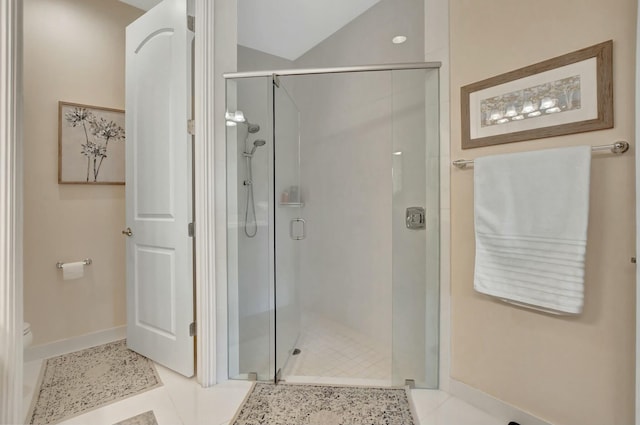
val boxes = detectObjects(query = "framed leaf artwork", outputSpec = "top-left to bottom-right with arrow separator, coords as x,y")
58,101 -> 125,184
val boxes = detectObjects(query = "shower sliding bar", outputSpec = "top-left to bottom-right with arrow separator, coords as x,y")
223,62 -> 442,79
452,141 -> 630,169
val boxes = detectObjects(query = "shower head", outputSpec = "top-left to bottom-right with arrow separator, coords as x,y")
249,139 -> 266,155
225,110 -> 260,133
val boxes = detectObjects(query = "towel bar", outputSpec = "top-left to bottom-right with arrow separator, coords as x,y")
56,259 -> 92,269
452,141 -> 629,169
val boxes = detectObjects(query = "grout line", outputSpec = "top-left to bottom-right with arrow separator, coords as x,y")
162,395 -> 187,425
413,390 -> 451,420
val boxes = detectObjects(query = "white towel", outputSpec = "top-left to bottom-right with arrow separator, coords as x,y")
473,145 -> 591,314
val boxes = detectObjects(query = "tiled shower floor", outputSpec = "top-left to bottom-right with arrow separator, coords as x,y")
282,315 -> 392,384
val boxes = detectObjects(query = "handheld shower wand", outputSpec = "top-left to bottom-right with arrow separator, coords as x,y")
242,139 -> 265,238
226,111 -> 266,238
244,139 -> 266,157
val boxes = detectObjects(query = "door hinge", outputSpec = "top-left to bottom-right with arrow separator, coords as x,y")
187,119 -> 195,135
187,15 -> 195,32
188,222 -> 194,237
272,74 -> 280,88
189,322 -> 196,336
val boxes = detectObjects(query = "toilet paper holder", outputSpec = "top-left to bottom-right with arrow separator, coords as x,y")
56,258 -> 92,269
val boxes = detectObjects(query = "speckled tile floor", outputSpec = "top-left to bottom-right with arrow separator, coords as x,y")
23,358 -> 504,425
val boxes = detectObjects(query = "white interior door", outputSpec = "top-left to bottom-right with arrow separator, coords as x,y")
125,0 -> 194,377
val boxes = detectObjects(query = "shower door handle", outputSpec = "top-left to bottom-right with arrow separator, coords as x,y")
290,218 -> 306,240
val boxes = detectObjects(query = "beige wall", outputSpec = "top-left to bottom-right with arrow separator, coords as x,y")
450,1 -> 636,424
23,0 -> 142,345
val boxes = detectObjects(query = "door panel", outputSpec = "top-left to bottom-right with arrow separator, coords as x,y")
125,0 -> 194,377
273,78 -> 302,380
225,77 -> 274,381
135,246 -> 176,336
134,30 -> 173,217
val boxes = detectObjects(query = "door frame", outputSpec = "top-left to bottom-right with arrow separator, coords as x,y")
193,0 -> 236,386
0,0 -> 23,423
193,0 -> 216,386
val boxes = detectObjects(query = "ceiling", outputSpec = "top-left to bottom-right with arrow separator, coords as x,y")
119,0 -> 164,12
237,0 -> 381,60
119,0 -> 382,60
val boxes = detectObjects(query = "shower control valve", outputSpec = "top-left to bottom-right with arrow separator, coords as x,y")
406,207 -> 426,230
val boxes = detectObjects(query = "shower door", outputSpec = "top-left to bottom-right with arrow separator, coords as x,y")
226,66 -> 440,388
224,75 -> 303,382
273,77 -> 302,381
226,76 -> 274,381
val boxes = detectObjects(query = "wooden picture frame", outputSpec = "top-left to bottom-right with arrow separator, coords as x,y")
58,101 -> 126,184
461,40 -> 613,149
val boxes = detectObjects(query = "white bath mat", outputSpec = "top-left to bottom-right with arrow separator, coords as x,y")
230,382 -> 417,425
26,339 -> 162,425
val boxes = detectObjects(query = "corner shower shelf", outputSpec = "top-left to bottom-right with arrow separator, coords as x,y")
279,202 -> 305,208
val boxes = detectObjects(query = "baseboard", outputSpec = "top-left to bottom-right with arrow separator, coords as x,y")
24,326 -> 126,362
449,379 -> 553,425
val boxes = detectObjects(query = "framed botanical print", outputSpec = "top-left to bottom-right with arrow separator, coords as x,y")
58,101 -> 125,184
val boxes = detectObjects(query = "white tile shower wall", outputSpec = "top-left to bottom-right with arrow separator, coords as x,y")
290,0 -> 426,366
292,71 -> 394,351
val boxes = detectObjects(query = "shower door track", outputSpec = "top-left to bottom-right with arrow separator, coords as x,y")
223,61 -> 442,79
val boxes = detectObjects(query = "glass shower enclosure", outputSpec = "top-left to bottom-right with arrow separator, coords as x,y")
225,63 -> 440,388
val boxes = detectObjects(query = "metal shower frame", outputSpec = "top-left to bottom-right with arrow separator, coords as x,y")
223,61 -> 442,80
